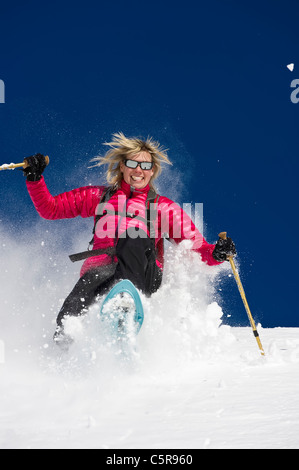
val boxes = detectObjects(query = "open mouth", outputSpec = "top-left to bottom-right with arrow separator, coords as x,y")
131,176 -> 144,182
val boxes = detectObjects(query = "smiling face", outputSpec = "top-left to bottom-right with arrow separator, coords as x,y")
119,151 -> 154,189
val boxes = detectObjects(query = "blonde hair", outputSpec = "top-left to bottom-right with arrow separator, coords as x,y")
91,132 -> 172,190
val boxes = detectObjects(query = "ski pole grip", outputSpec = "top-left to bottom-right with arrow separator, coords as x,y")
218,231 -> 227,240
23,155 -> 50,169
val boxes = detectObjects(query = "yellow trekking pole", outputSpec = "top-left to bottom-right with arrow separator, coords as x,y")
219,232 -> 265,357
0,156 -> 50,171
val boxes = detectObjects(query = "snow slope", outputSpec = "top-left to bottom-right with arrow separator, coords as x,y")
1,228 -> 299,449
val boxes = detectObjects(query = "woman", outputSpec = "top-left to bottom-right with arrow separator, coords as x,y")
24,133 -> 236,347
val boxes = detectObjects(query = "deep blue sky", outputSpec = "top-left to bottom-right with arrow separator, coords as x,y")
0,0 -> 298,327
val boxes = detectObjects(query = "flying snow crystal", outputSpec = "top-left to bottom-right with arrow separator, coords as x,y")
287,63 -> 294,72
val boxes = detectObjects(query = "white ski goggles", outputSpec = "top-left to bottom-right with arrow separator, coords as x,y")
124,159 -> 153,170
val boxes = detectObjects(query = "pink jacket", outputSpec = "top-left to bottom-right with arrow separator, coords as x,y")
26,177 -> 221,276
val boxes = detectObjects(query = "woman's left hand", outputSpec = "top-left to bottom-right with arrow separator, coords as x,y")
212,236 -> 237,262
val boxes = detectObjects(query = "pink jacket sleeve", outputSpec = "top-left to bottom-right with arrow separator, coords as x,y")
158,196 -> 221,266
26,176 -> 102,219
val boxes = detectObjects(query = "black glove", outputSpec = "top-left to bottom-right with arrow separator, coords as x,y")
213,236 -> 236,262
23,153 -> 47,181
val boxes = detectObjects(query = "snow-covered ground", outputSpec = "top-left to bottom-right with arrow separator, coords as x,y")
1,227 -> 299,449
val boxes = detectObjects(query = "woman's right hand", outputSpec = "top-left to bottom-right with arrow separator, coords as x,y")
23,153 -> 48,181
